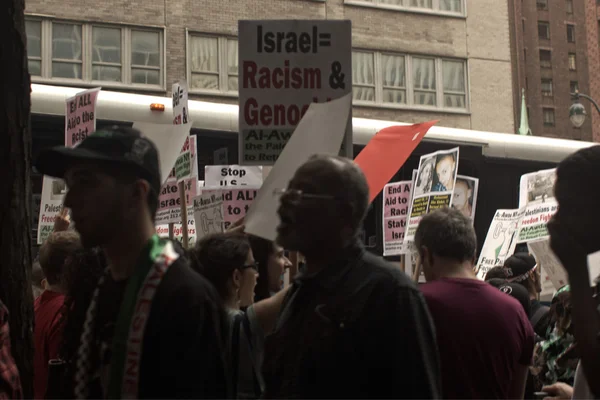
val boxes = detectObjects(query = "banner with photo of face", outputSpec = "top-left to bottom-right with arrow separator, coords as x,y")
450,175 -> 479,224
405,147 -> 460,243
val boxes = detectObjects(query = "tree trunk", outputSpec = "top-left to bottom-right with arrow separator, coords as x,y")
0,0 -> 35,397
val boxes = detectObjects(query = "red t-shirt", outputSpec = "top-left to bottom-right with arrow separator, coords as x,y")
420,278 -> 535,399
34,291 -> 65,400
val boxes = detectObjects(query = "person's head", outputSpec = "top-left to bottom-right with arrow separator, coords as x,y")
484,266 -> 507,281
32,261 -> 46,299
497,281 -> 532,317
35,126 -> 161,248
276,155 -> 369,258
435,153 -> 456,189
417,158 -> 435,188
452,179 -> 472,216
552,146 -> 600,254
504,253 -> 540,297
248,235 -> 292,301
414,207 -> 477,281
38,231 -> 83,291
487,278 -> 507,288
190,232 -> 258,309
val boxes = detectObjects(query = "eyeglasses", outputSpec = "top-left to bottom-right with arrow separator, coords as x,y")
272,188 -> 337,202
239,262 -> 259,272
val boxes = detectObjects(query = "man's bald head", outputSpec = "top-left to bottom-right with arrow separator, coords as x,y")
297,154 -> 370,231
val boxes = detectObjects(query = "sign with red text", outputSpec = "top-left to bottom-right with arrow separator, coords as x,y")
65,87 -> 100,147
238,20 -> 352,165
202,187 -> 259,230
382,181 -> 412,256
155,178 -> 198,224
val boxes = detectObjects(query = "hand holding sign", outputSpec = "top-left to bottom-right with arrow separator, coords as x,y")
53,208 -> 71,232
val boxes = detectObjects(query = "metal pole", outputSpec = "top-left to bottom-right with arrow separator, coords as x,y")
571,91 -> 600,115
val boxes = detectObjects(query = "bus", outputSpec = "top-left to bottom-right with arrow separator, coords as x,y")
30,83 -> 593,255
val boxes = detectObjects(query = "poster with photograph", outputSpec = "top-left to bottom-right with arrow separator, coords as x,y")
405,147 -> 460,242
451,175 -> 479,223
382,180 -> 412,256
515,168 -> 558,244
476,208 -> 524,280
528,239 -> 568,290
519,168 -> 556,208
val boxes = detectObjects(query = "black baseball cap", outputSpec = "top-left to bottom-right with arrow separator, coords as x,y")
504,252 -> 537,283
35,126 -> 161,194
497,281 -> 532,317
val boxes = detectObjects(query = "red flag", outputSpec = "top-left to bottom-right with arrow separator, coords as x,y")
354,121 -> 438,203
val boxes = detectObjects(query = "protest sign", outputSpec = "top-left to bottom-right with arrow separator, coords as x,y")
405,147 -> 460,242
38,88 -> 101,244
476,208 -> 524,280
204,165 -> 263,187
451,175 -> 479,224
65,87 -> 101,147
202,187 -> 260,230
214,147 -> 228,165
156,222 -> 197,247
132,122 -> 192,185
193,192 -> 225,241
587,250 -> 600,288
244,93 -> 352,241
516,168 -> 557,243
155,178 -> 197,224
172,81 -> 193,181
354,122 -> 435,203
528,239 -> 568,290
382,180 -> 412,256
238,20 -> 352,165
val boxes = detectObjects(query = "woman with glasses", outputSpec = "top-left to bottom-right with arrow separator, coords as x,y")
189,231 -> 289,399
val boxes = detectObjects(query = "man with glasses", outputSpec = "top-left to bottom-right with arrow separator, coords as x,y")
262,154 -> 441,399
35,126 -> 228,399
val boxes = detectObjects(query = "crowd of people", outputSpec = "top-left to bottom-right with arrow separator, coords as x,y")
0,125 -> 599,399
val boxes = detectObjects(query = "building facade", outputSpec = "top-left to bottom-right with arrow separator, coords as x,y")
508,0 -> 600,141
24,0 -> 515,134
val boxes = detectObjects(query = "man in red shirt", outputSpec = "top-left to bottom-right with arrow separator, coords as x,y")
34,231 -> 81,399
416,208 -> 535,399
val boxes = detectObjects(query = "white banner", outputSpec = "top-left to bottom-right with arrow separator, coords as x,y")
204,165 -> 264,188
193,192 -> 225,240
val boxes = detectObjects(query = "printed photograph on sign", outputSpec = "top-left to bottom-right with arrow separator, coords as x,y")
519,168 -> 556,208
404,147 -> 459,243
451,175 -> 479,222
237,20 -> 352,165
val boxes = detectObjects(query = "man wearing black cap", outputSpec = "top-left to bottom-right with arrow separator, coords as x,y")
504,253 -> 550,337
35,126 -> 228,399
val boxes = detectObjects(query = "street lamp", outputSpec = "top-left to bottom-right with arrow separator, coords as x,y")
570,91 -> 600,128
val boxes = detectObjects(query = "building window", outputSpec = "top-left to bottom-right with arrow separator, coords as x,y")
537,0 -> 548,10
345,0 -> 464,15
566,0 -> 573,14
569,53 -> 577,70
543,108 -> 555,126
541,79 -> 553,97
567,24 -> 576,43
25,18 -> 164,87
570,81 -> 579,93
352,50 -> 467,110
188,34 -> 238,93
538,21 -> 550,40
539,49 -> 552,68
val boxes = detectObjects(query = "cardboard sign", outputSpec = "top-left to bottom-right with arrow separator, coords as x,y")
238,20 -> 353,164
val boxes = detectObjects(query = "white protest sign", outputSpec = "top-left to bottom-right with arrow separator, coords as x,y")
214,147 -> 229,165
382,181 -> 412,256
201,187 -> 260,231
155,178 -> 197,224
587,250 -> 600,287
405,147 -> 460,242
238,20 -> 353,165
244,93 -> 352,241
38,88 -> 101,244
132,122 -> 191,185
528,239 -> 568,290
204,165 -> 263,188
516,168 -> 558,243
172,81 -> 192,181
476,208 -> 524,280
193,192 -> 225,240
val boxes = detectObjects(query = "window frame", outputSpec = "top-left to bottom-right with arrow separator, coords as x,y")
352,49 -> 469,113
537,0 -> 548,10
541,79 -> 553,97
543,108 -> 556,127
539,49 -> 552,68
26,16 -> 166,92
566,0 -> 574,14
538,21 -> 550,40
568,52 -> 577,70
343,0 -> 467,18
186,30 -> 239,98
569,81 -> 579,93
567,24 -> 576,43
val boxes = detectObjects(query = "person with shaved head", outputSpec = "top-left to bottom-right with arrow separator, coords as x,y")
261,154 -> 441,399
